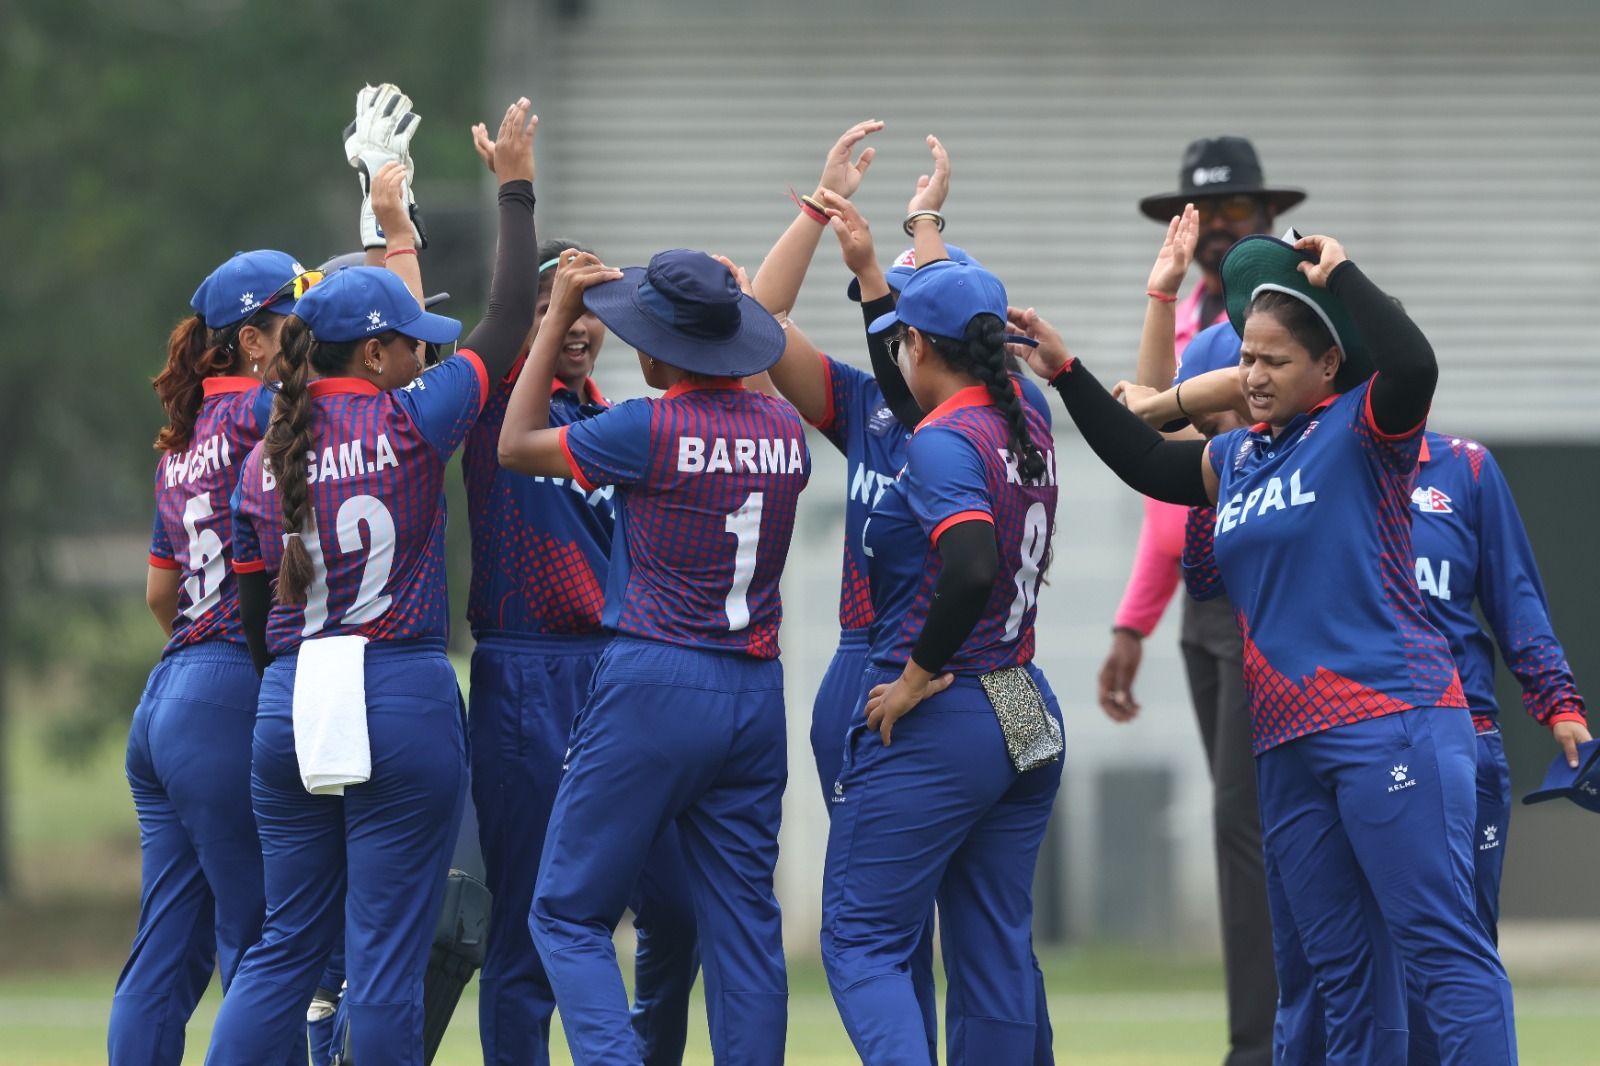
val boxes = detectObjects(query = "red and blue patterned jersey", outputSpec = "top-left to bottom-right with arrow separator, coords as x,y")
462,361 -> 614,637
559,380 -> 810,658
149,377 -> 275,656
811,354 -> 1052,634
1410,431 -> 1585,730
230,352 -> 489,655
863,386 -> 1058,675
1207,378 -> 1465,755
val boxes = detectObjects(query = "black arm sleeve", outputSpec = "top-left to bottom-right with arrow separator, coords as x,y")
459,180 -> 538,382
910,520 -> 998,674
1052,363 -> 1213,507
862,294 -> 925,431
237,569 -> 273,676
1326,260 -> 1437,436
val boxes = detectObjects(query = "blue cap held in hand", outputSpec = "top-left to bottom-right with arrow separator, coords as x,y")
190,250 -> 307,327
1522,738 -> 1600,813
293,266 -> 461,345
847,242 -> 980,302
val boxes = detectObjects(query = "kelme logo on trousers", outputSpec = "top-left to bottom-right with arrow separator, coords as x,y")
1388,765 -> 1417,794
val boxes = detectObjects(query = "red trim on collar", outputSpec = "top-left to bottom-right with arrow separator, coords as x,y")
308,377 -> 381,398
1253,396 -> 1338,436
663,378 -> 746,400
917,384 -> 993,429
553,375 -> 607,406
202,376 -> 259,397
1418,436 -> 1432,464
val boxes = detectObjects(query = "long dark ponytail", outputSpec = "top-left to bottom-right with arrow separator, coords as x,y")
264,316 -> 355,605
925,314 -> 1048,483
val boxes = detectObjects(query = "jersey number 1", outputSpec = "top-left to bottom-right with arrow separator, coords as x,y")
723,492 -> 764,632
291,495 -> 397,637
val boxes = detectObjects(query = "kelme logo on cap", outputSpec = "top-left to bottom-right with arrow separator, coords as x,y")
1193,166 -> 1232,186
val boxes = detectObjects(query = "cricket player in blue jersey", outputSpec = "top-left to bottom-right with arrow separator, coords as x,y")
206,99 -> 539,1066
819,182 -> 1063,1060
460,229 -> 699,1065
498,248 -> 808,1065
1021,231 -> 1517,1065
114,248 -> 310,1066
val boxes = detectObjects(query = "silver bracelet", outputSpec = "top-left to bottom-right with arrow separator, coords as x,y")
902,210 -> 946,236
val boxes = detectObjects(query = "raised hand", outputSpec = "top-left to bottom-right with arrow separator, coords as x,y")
1294,234 -> 1348,288
1006,306 -> 1073,379
1148,203 -> 1198,297
470,121 -> 497,175
817,120 -> 883,200
370,161 -> 412,247
906,135 -> 951,216
547,251 -> 622,324
816,189 -> 878,278
493,98 -> 538,185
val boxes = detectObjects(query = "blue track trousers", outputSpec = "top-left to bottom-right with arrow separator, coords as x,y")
1257,708 -> 1516,1066
1272,725 -> 1516,1066
821,666 -> 1064,1066
110,642 -> 279,1066
205,641 -> 466,1066
531,637 -> 788,1066
470,634 -> 699,1066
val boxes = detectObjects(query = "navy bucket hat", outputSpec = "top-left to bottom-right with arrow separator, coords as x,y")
581,249 -> 785,377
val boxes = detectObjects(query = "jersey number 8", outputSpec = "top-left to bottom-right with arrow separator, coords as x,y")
1002,502 -> 1049,643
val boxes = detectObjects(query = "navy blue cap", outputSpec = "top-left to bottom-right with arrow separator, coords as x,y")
847,242 -> 979,302
1522,739 -> 1600,812
868,260 -> 1009,340
190,250 -> 306,327
293,266 -> 461,345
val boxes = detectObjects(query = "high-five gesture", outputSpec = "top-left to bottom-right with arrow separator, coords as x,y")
1148,204 -> 1199,298
492,98 -> 538,185
906,135 -> 951,216
816,189 -> 878,278
816,120 -> 883,200
1294,234 -> 1348,288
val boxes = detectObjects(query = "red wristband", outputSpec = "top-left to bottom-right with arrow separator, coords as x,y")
788,186 -> 828,225
384,247 -> 418,261
1146,289 -> 1177,304
1048,359 -> 1076,383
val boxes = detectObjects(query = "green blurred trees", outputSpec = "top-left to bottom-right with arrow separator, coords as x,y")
0,0 -> 494,896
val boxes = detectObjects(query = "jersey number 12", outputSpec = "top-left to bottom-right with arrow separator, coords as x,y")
290,495 -> 397,637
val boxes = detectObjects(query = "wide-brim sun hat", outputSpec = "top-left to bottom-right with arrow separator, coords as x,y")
1139,136 -> 1306,222
582,249 -> 785,377
293,265 -> 461,345
1221,234 -> 1372,390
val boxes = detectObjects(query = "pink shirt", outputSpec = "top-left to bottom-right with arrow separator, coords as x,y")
1112,282 -> 1227,635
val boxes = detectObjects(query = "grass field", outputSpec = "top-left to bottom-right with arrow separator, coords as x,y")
6,667 -> 1599,1064
4,950 -> 1600,1065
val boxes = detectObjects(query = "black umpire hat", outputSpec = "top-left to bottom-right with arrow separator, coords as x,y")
1139,136 -> 1306,222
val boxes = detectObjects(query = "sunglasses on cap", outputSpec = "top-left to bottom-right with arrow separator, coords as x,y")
1195,196 -> 1264,224
219,270 -> 324,350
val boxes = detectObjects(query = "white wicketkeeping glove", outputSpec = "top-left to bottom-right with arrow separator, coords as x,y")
344,83 -> 426,249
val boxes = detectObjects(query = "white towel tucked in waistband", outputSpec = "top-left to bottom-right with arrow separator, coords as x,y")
293,634 -> 370,796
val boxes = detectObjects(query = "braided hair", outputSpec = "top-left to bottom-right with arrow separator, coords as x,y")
923,314 -> 1048,483
263,316 -> 360,605
151,308 -> 275,452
